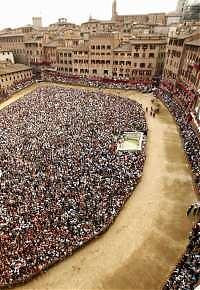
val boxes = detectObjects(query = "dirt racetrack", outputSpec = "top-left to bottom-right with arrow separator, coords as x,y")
0,83 -> 197,290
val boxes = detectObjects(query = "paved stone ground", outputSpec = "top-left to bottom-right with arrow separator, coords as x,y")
0,83 -> 197,290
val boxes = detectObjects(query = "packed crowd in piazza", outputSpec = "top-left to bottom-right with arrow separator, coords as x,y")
0,86 -> 147,288
0,70 -> 199,289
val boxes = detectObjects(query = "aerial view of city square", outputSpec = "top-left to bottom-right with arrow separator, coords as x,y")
0,0 -> 199,289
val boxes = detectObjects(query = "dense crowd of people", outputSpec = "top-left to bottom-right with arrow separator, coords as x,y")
160,80 -> 198,112
154,83 -> 200,290
0,74 -> 199,289
0,79 -> 34,102
0,86 -> 147,288
42,70 -> 155,92
163,222 -> 200,290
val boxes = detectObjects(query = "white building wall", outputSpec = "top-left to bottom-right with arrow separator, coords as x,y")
0,51 -> 15,63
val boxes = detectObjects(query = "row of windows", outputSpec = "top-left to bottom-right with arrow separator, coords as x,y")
167,49 -> 181,58
14,49 -> 24,54
91,45 -> 111,50
91,69 -> 152,76
113,60 -> 131,65
186,53 -> 200,64
181,70 -> 199,86
58,61 -> 153,68
59,53 -> 72,57
57,67 -> 73,72
115,52 -> 155,58
26,43 -> 42,48
74,51 -> 88,55
90,52 -> 111,56
168,39 -> 184,47
57,67 -> 153,75
47,53 -> 56,58
187,46 -> 199,53
131,70 -> 152,76
59,52 -> 72,57
114,62 -> 153,68
133,44 -> 156,50
27,50 -> 42,55
0,52 -> 11,55
165,58 -> 179,68
74,68 -> 89,73
0,38 -> 23,43
59,60 -> 72,64
114,52 -> 132,56
56,67 -> 153,78
90,60 -> 111,64
74,59 -> 88,64
58,53 -> 155,61
164,69 -> 176,79
83,24 -> 114,29
1,71 -> 32,83
113,68 -> 132,73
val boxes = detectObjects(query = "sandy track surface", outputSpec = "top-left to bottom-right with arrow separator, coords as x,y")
0,83 -> 197,290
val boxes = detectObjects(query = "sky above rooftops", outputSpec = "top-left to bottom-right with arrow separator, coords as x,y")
0,0 -> 177,29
